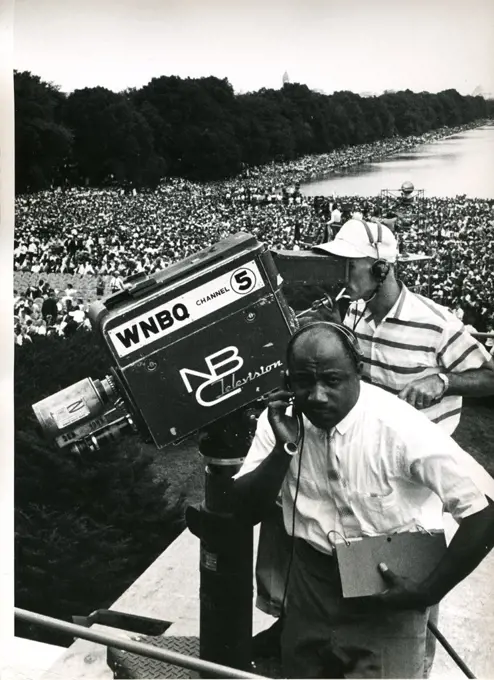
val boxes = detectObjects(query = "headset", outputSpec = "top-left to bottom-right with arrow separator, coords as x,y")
354,217 -> 391,284
284,321 -> 364,387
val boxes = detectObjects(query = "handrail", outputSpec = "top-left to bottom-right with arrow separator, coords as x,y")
471,332 -> 494,340
14,608 -> 266,680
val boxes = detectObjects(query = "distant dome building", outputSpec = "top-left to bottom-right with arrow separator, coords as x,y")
471,85 -> 494,100
282,71 -> 290,86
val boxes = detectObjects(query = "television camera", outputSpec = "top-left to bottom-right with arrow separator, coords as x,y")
33,233 -> 304,453
33,233 -> 346,455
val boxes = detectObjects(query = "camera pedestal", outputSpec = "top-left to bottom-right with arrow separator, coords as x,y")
186,408 -> 258,675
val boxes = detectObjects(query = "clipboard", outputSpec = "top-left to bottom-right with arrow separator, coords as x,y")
335,530 -> 447,598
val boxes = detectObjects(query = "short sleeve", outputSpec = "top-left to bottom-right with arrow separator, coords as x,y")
437,317 -> 491,372
233,408 -> 276,480
405,430 -> 494,521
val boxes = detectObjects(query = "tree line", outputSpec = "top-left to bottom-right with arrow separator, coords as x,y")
15,70 -> 494,192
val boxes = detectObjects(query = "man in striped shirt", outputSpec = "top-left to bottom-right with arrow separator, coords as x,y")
314,218 -> 494,436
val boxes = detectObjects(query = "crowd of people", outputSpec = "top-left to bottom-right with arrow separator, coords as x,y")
14,281 -> 92,345
14,121 -> 494,345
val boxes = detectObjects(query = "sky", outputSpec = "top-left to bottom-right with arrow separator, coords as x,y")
12,0 -> 494,97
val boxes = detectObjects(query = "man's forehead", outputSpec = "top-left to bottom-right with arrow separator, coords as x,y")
290,329 -> 347,362
291,363 -> 344,375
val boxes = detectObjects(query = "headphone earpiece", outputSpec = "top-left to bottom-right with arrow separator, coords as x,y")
356,218 -> 391,284
371,259 -> 390,283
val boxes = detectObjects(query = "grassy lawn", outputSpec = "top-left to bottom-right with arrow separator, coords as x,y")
151,433 -> 205,507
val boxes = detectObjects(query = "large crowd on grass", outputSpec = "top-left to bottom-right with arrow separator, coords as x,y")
14,122 -> 494,347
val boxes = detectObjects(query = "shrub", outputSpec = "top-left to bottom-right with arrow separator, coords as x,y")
15,332 -> 185,644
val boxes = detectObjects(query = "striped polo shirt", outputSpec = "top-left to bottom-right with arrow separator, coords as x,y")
344,284 -> 491,435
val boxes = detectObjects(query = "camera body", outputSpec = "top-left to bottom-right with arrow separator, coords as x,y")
33,233 -> 298,452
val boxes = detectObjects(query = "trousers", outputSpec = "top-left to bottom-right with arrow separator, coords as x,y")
281,538 -> 438,679
255,503 -> 292,616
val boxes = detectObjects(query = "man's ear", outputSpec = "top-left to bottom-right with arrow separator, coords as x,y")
356,361 -> 364,376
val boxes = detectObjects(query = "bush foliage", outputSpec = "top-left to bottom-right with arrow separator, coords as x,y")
15,332 -> 186,644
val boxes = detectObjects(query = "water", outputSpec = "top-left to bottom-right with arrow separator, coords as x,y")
300,125 -> 494,199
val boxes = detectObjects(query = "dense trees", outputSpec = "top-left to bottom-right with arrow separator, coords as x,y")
14,70 -> 494,192
15,332 -> 185,645
14,72 -> 73,192
63,87 -> 166,188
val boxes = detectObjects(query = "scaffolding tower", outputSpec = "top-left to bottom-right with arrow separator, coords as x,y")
380,184 -> 432,297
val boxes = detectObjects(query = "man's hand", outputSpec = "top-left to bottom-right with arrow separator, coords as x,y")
398,374 -> 446,409
369,562 -> 432,611
266,389 -> 300,446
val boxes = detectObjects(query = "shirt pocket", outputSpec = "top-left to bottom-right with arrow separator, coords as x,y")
352,488 -> 404,534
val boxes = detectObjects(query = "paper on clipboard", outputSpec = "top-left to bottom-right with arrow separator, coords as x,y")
335,530 -> 447,598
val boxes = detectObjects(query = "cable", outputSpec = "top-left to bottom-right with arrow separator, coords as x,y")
350,278 -> 385,333
279,412 -> 305,617
351,302 -> 368,333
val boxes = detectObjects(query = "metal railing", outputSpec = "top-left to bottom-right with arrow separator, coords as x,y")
14,608 -> 266,680
471,332 -> 494,341
16,607 -> 477,679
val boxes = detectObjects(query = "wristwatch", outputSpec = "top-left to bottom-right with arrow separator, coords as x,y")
437,372 -> 449,397
283,442 -> 298,456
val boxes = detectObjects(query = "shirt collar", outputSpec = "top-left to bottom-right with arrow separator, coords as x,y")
352,282 -> 409,326
333,385 -> 363,436
383,281 -> 409,322
385,281 -> 410,319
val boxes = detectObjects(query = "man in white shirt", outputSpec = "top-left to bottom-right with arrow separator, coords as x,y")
36,320 -> 47,336
85,236 -> 95,253
234,323 -> 494,678
330,203 -> 341,225
70,307 -> 86,325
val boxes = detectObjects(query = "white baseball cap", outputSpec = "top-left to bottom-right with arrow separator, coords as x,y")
313,219 -> 398,262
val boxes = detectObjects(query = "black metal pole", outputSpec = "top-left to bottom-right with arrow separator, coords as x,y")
186,408 -> 258,674
427,621 -> 476,679
14,607 -> 266,680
